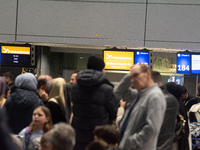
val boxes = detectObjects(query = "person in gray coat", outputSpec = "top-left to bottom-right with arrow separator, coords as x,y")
3,73 -> 44,134
114,64 -> 166,150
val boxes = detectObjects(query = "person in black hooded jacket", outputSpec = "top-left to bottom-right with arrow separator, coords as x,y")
3,73 -> 44,134
71,56 -> 118,150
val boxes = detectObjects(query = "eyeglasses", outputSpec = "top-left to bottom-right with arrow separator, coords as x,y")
130,71 -> 144,78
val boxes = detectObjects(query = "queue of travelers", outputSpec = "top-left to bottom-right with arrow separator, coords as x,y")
1,56 -> 200,150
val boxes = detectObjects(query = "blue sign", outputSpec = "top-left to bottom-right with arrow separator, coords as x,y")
134,51 -> 149,66
177,53 -> 191,74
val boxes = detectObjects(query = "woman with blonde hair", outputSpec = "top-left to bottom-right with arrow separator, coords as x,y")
46,77 -> 71,124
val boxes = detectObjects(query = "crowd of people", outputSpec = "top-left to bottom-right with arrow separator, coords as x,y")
0,56 -> 200,150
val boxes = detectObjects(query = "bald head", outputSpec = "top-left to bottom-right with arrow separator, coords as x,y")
37,75 -> 53,102
130,64 -> 154,91
38,75 -> 52,82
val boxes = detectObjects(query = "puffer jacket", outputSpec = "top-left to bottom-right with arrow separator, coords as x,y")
71,69 -> 118,150
3,88 -> 44,134
3,73 -> 44,134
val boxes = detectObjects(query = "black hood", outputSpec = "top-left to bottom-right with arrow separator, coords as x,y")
76,69 -> 113,87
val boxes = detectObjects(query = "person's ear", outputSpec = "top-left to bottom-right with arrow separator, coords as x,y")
7,78 -> 11,83
147,70 -> 151,78
45,117 -> 50,123
51,143 -> 56,150
40,86 -> 45,90
101,68 -> 106,74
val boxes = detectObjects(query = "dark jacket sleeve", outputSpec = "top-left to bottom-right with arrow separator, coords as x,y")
104,86 -> 118,122
0,108 -> 17,150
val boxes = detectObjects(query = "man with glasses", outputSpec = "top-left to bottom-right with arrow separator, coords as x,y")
114,64 -> 166,150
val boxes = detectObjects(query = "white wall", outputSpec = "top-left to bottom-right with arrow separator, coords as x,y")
1,0 -> 200,50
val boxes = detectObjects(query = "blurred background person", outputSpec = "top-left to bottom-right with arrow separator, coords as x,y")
180,85 -> 199,112
197,83 -> 200,100
86,140 -> 108,150
50,123 -> 75,150
93,125 -> 120,149
0,108 -> 18,150
116,99 -> 126,130
39,131 -> 51,150
37,75 -> 53,104
3,72 -> 15,93
165,82 -> 191,150
0,76 -> 7,108
151,71 -> 179,150
70,70 -> 79,86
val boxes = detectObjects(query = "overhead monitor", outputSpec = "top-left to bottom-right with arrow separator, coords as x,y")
191,53 -> 200,74
103,50 -> 134,71
176,53 -> 191,74
134,50 -> 149,66
1,45 -> 31,67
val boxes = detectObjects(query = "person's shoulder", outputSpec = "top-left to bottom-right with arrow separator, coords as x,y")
149,84 -> 164,95
18,127 -> 26,136
45,100 -> 60,109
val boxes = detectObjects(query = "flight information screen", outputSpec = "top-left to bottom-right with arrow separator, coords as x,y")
103,50 -> 134,70
176,53 -> 191,74
1,45 -> 31,67
191,54 -> 200,74
134,51 -> 149,66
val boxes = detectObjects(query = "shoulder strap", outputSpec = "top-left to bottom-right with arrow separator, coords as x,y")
25,127 -> 31,148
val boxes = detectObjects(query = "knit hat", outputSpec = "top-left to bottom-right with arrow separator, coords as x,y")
15,73 -> 37,91
197,83 -> 200,95
87,56 -> 105,71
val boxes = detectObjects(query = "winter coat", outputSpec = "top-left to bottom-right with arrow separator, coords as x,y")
4,88 -> 44,134
3,73 -> 44,134
71,69 -> 118,150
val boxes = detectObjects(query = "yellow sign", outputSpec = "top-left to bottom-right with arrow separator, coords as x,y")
1,46 -> 30,55
104,50 -> 134,70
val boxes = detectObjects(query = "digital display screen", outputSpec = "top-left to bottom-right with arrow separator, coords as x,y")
191,54 -> 200,74
176,53 -> 191,74
134,51 -> 149,66
103,50 -> 134,70
1,45 -> 31,67
0,46 -> 1,65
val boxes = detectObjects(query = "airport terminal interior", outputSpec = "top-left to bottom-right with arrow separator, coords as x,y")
1,0 -> 200,96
